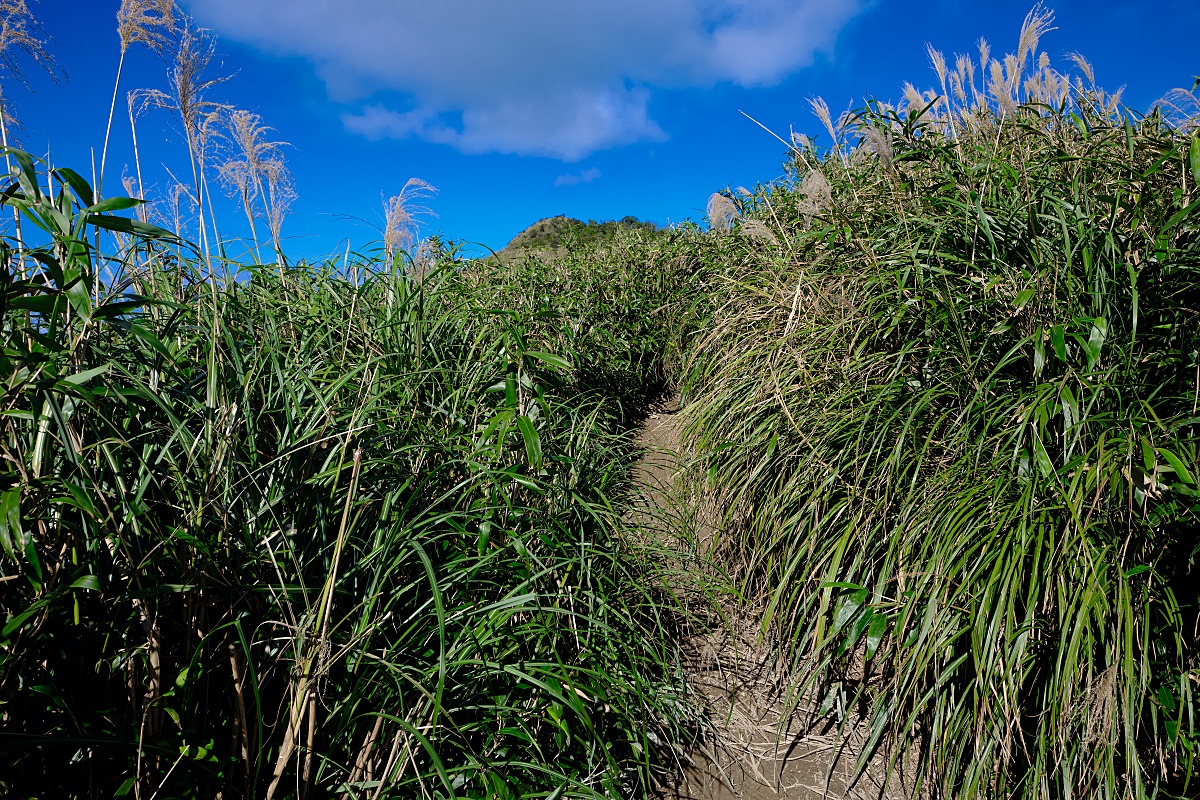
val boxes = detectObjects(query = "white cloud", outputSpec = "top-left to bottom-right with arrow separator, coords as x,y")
554,167 -> 602,188
186,0 -> 862,159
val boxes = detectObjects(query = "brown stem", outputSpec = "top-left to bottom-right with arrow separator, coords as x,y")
229,644 -> 252,797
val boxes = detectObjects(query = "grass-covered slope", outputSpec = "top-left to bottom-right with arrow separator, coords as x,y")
0,155 -> 700,798
673,38 -> 1200,800
498,216 -> 662,262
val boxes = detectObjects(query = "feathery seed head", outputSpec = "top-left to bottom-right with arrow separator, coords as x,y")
739,219 -> 779,246
927,45 -> 949,97
265,167 -> 296,248
809,97 -> 839,147
383,178 -> 436,257
1016,3 -> 1055,68
153,23 -> 228,139
902,82 -> 926,115
706,193 -> 738,233
862,126 -> 893,168
117,0 -> 176,56
796,170 -> 831,228
1069,53 -> 1095,87
0,0 -> 60,92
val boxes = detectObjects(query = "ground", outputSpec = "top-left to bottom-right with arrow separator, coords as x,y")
630,396 -> 910,800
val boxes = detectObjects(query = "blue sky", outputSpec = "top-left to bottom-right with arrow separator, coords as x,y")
7,0 -> 1196,261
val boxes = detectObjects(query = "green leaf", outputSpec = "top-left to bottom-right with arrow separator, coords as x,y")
523,350 -> 574,371
864,612 -> 888,660
64,275 -> 93,319
60,364 -> 110,387
53,167 -> 94,207
830,588 -> 868,636
7,293 -> 63,314
1033,436 -> 1054,478
1,597 -> 48,639
87,196 -> 141,214
504,372 -> 518,408
516,415 -> 543,470
1060,385 -> 1078,432
90,300 -> 149,320
1141,437 -> 1156,475
1032,328 -> 1046,376
1085,317 -> 1107,367
1158,685 -> 1178,712
1190,132 -> 1200,186
1124,564 -> 1152,578
4,147 -> 43,202
70,574 -> 101,591
88,214 -> 177,240
24,537 -> 42,590
1156,447 -> 1195,485
1163,197 -> 1200,231
1050,325 -> 1067,362
0,488 -> 21,560
128,323 -> 175,361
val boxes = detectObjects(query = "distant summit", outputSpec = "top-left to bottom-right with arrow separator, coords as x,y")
497,215 -> 660,260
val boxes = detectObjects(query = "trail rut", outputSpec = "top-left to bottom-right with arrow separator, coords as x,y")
630,396 -> 907,800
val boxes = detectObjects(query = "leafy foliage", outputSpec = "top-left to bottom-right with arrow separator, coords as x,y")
674,62 -> 1200,800
0,152 -> 701,799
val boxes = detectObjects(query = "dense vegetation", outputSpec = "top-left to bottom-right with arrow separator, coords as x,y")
0,149 -> 715,797
672,22 -> 1200,800
2,2 -> 1199,799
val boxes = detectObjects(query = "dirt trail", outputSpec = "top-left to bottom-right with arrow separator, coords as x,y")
630,397 -> 904,800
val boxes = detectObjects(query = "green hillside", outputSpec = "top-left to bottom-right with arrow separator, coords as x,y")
497,214 -> 661,260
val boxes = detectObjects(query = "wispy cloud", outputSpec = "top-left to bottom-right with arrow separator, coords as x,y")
187,0 -> 863,159
554,167 -> 602,188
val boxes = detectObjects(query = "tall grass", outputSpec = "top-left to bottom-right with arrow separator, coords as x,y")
673,18 -> 1200,798
0,152 -> 703,798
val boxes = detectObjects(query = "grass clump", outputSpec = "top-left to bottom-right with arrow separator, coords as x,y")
0,153 -> 701,798
672,12 -> 1200,800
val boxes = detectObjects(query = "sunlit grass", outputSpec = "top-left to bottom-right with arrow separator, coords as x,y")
673,15 -> 1200,798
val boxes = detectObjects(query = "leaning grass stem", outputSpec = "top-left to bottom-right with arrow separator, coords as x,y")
266,447 -> 362,800
98,50 -> 126,199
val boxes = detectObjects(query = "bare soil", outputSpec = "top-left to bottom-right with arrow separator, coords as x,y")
630,397 -> 907,800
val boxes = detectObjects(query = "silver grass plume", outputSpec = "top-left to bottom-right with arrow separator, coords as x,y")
739,219 -> 779,246
0,0 -> 59,258
809,97 -> 840,152
796,170 -> 831,229
1068,53 -> 1096,87
264,160 -> 296,259
102,1 -> 175,197
706,193 -> 738,233
140,22 -> 229,274
117,0 -> 175,56
1016,3 -> 1056,70
927,44 -> 949,112
0,0 -> 59,92
219,109 -> 288,258
862,125 -> 894,169
383,178 -> 436,260
901,82 -> 926,116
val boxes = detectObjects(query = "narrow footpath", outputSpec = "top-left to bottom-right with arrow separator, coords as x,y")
630,396 -> 907,800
